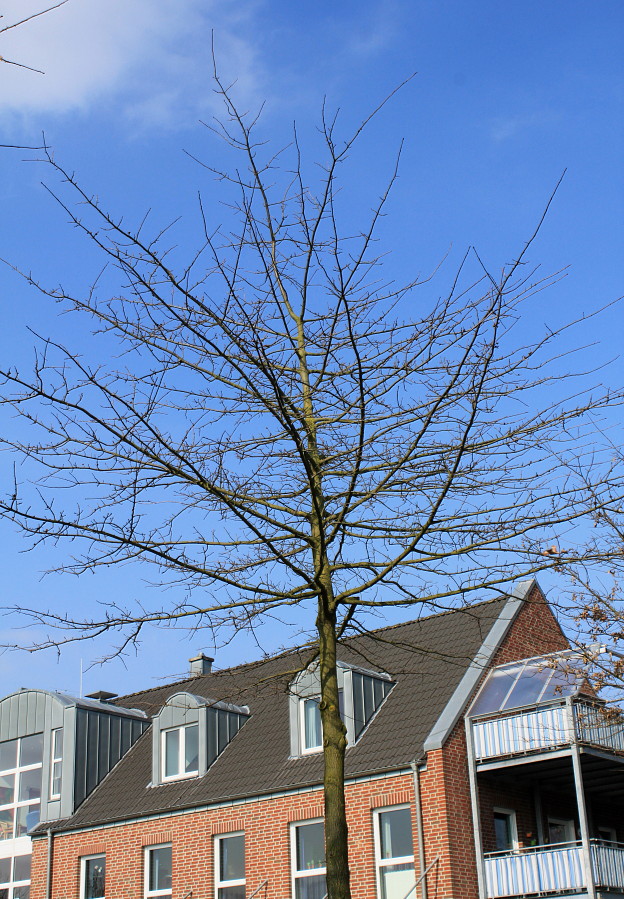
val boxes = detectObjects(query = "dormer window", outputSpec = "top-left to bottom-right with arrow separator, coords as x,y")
290,664 -> 393,758
152,693 -> 249,786
162,724 -> 199,780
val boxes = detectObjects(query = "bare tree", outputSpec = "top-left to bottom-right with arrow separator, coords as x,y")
0,82 -> 620,898
0,1 -> 69,75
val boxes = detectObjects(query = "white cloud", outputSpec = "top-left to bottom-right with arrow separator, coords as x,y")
0,0 -> 266,129
490,110 -> 561,143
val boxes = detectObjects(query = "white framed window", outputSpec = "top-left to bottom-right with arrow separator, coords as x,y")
299,699 -> 322,754
81,854 -> 105,899
373,805 -> 415,899
144,844 -> 172,899
291,819 -> 326,899
214,832 -> 245,899
493,808 -> 518,852
0,734 -> 43,842
0,852 -> 32,899
298,692 -> 345,755
161,725 -> 199,780
50,729 -> 63,800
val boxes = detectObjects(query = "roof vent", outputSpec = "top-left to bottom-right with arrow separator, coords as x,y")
85,690 -> 118,702
189,653 -> 214,676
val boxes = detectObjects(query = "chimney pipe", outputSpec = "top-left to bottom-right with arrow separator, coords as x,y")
189,653 -> 214,676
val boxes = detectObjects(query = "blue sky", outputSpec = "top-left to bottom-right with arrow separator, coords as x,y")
0,0 -> 622,697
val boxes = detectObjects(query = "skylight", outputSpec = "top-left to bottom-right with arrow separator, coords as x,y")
468,653 -> 584,717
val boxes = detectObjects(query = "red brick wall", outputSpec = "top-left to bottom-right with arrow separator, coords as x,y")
30,587 -> 572,899
415,585 -> 572,899
31,774 -> 419,899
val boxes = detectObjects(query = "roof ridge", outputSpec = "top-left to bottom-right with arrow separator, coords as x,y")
116,591 -> 516,704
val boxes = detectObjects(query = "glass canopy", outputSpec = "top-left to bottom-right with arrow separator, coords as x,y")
468,653 -> 585,717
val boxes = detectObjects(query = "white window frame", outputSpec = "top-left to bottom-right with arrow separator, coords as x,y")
493,807 -> 519,851
80,853 -> 106,899
144,843 -> 172,899
50,728 -> 63,800
214,831 -> 245,899
290,819 -> 326,899
0,850 -> 32,899
373,805 -> 415,899
161,724 -> 199,782
299,698 -> 323,755
0,734 -> 44,842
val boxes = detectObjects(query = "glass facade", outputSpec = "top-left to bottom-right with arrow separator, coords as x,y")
0,854 -> 31,899
469,654 -> 583,717
0,737 -> 43,841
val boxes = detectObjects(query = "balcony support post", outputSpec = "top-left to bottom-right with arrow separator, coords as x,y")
570,701 -> 596,899
532,785 -> 544,845
465,718 -> 486,899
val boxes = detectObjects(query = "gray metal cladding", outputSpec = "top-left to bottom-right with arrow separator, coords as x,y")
352,672 -> 394,739
207,708 -> 247,767
74,710 -> 149,806
0,691 -> 64,742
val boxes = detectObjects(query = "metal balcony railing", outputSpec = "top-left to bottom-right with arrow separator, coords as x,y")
472,699 -> 624,762
484,839 -> 624,898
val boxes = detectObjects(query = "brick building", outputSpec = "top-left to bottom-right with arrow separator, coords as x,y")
1,579 -> 623,899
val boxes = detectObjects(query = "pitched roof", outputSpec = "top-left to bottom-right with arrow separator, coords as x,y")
41,594 -> 518,833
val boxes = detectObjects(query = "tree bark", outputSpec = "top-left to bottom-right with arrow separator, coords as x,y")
318,590 -> 350,899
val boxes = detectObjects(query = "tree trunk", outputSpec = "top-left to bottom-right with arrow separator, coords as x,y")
318,586 -> 350,899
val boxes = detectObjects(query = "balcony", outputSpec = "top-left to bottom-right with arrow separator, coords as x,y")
472,700 -> 624,764
484,840 -> 624,898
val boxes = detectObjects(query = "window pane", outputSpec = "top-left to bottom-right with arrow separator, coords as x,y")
380,863 -> 415,899
218,887 -> 246,899
296,822 -> 325,871
0,808 -> 14,840
19,735 -> 43,768
503,664 -> 552,710
13,888 -> 30,899
494,813 -> 513,851
184,726 -> 198,774
19,769 -> 42,803
164,730 -> 179,778
53,729 -> 64,759
149,846 -> 172,890
15,805 -> 39,837
379,809 -> 413,860
0,889 -> 7,899
295,874 -> 326,899
0,774 -> 15,806
84,855 -> 105,899
220,834 -> 244,882
13,855 -> 31,883
470,667 -> 518,716
51,761 -> 62,798
0,742 -> 17,774
303,700 -> 322,750
0,857 -> 10,883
